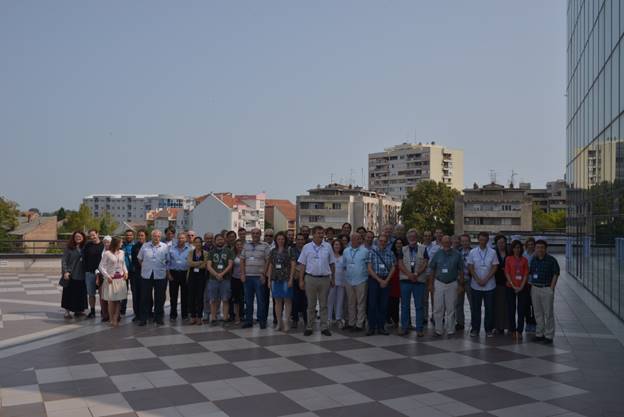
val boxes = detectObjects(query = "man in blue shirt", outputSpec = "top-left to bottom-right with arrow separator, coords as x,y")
343,233 -> 370,332
367,234 -> 396,336
528,240 -> 560,344
137,229 -> 169,326
167,232 -> 191,321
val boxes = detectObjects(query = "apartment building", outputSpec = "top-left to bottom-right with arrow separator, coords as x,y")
191,192 -> 267,236
296,183 -> 401,234
368,142 -> 464,200
83,194 -> 195,224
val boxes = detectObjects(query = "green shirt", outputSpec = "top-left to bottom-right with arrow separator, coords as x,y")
429,248 -> 463,283
208,246 -> 235,280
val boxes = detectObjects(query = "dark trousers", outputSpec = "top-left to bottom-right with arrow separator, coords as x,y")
244,276 -> 267,325
494,284 -> 509,332
188,273 -> 207,319
525,287 -> 537,325
129,271 -> 142,318
260,280 -> 272,323
367,277 -> 389,331
471,288 -> 495,333
141,275 -> 167,321
387,296 -> 399,326
292,284 -> 308,324
506,286 -> 529,332
168,270 -> 189,318
120,279 -> 129,314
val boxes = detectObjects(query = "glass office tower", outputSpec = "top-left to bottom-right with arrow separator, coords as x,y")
566,0 -> 624,320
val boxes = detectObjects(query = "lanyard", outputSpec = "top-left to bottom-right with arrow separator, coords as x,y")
409,246 -> 418,262
350,247 -> 360,264
478,248 -> 488,266
312,244 -> 323,259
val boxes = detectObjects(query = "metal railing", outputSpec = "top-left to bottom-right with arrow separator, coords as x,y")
0,239 -> 66,258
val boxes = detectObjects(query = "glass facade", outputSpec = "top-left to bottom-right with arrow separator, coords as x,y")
566,0 -> 624,320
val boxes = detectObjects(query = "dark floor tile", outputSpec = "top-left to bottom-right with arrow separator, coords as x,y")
367,357 -> 441,375
315,338 -> 372,351
31,352 -> 95,368
547,393 -> 608,417
0,370 -> 37,388
346,376 -> 431,400
247,334 -> 302,347
257,370 -> 335,391
148,342 -> 208,356
100,358 -> 169,376
177,363 -> 249,383
453,364 -> 533,383
0,402 -> 46,417
217,347 -> 279,362
460,348 -> 530,363
444,384 -> 534,411
122,387 -> 174,411
289,352 -> 357,369
38,380 -> 81,401
316,401 -> 404,417
186,331 -> 241,342
155,385 -> 206,406
77,376 -> 119,397
382,343 -> 448,357
214,392 -> 305,417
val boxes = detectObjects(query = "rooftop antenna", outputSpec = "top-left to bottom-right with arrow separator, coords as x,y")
509,170 -> 517,188
489,169 -> 497,185
330,173 -> 334,184
349,168 -> 355,187
361,167 -> 364,188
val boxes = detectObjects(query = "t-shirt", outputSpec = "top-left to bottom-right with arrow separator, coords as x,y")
269,247 -> 295,281
504,256 -> 529,288
83,241 -> 104,273
208,246 -> 235,280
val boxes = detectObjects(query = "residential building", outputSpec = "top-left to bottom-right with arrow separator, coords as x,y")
521,180 -> 567,213
566,1 -> 624,320
82,194 -> 195,224
8,214 -> 58,254
190,192 -> 265,236
368,142 -> 464,200
265,199 -> 296,232
454,183 -> 532,237
296,183 -> 401,234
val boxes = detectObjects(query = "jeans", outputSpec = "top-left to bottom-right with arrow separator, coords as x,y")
470,288 -> 495,333
188,272 -> 207,319
367,277 -> 389,331
506,286 -> 529,333
244,276 -> 267,325
400,281 -> 425,332
168,270 -> 188,318
292,283 -> 308,324
141,275 -> 167,321
129,271 -> 142,319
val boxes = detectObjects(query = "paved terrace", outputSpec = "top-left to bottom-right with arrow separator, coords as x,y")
0,257 -> 623,417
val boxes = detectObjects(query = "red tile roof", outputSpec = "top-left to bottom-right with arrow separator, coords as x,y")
265,199 -> 296,221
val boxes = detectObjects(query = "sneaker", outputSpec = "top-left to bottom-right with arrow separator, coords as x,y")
304,329 -> 313,336
434,332 -> 443,337
354,326 -> 364,332
211,320 -> 219,327
470,330 -> 478,337
321,329 -> 332,336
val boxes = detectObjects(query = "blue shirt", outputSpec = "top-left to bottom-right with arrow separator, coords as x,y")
367,245 -> 396,278
529,254 -> 560,286
343,245 -> 370,286
429,248 -> 463,283
138,241 -> 169,279
122,241 -> 135,272
168,244 -> 191,271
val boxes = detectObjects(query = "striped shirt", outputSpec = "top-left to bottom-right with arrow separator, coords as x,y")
241,241 -> 271,276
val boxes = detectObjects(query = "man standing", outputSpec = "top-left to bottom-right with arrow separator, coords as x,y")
423,230 -> 439,326
130,230 -> 146,322
364,231 -> 375,250
120,230 -> 135,316
263,228 -> 276,324
240,228 -> 271,329
298,225 -> 336,336
455,234 -> 472,331
207,234 -> 235,325
137,229 -> 169,326
290,233 -> 308,328
225,231 -> 237,249
428,236 -> 464,337
300,225 -> 311,243
167,232 -> 191,321
366,234 -> 396,336
264,229 -> 275,248
397,229 -> 428,337
164,227 -> 176,246
203,233 -> 215,251
523,237 -> 537,333
237,228 -> 247,242
467,232 -> 499,337
83,229 -> 104,320
343,233 -> 369,332
528,240 -> 559,344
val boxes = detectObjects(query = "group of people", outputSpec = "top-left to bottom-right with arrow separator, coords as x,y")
60,222 -> 560,343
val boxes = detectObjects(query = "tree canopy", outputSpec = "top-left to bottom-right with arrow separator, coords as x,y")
399,181 -> 459,235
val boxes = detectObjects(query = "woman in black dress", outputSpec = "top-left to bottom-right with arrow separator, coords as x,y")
61,231 -> 88,319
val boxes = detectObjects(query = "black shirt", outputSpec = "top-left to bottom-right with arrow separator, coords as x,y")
131,241 -> 144,273
83,241 -> 104,273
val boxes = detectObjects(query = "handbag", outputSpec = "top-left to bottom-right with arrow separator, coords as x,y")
58,274 -> 70,288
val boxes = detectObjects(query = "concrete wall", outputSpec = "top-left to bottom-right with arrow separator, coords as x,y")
191,196 -> 233,236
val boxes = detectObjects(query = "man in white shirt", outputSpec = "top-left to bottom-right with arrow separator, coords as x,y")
137,229 -> 169,326
298,225 -> 336,336
467,231 -> 499,337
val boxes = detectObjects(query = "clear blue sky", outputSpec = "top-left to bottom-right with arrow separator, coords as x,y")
0,0 -> 567,212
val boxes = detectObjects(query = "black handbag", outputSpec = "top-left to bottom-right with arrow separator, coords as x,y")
58,274 -> 70,288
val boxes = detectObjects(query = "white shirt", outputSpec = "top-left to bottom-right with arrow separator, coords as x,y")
138,241 -> 169,279
467,246 -> 499,291
298,241 -> 336,276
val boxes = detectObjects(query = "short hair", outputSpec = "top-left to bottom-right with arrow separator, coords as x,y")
525,237 -> 536,245
460,233 -> 471,240
295,233 -> 305,240
342,222 -> 352,230
124,229 -> 134,235
137,229 -> 147,236
510,240 -> 523,251
494,234 -> 507,244
238,227 -> 246,232
226,231 -> 237,239
214,233 -> 225,240
88,228 -> 99,235
165,227 -> 176,234
535,239 -> 548,248
312,225 -> 324,234
325,227 -> 335,234
478,231 -> 490,240
356,226 -> 367,233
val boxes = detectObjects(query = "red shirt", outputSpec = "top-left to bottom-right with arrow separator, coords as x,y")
504,255 -> 529,288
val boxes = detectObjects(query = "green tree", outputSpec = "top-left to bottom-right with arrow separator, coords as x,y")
99,212 -> 119,236
0,197 -> 19,252
56,207 -> 67,221
399,181 -> 460,235
62,204 -> 99,233
532,205 -> 566,232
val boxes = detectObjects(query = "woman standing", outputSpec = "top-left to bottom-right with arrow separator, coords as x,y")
267,232 -> 296,332
187,237 -> 208,325
61,231 -> 88,319
387,238 -> 404,330
327,239 -> 346,328
504,240 -> 529,340
493,234 -> 509,334
231,239 -> 245,325
98,237 -> 128,327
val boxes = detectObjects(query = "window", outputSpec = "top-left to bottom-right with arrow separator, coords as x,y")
332,203 -> 341,209
308,216 -> 324,222
300,202 -> 310,209
312,203 -> 324,209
